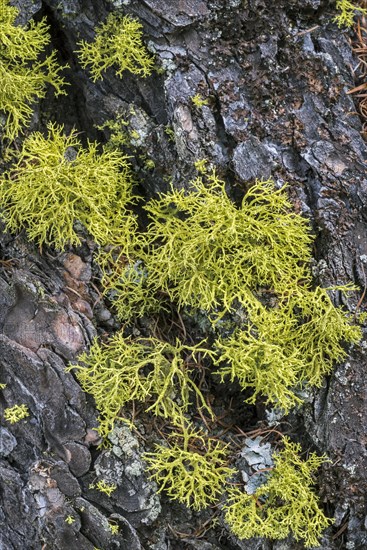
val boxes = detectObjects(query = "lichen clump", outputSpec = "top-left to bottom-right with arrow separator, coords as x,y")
69,334 -> 214,439
4,404 -> 30,424
0,0 -> 67,140
144,426 -> 234,511
224,438 -> 333,547
0,122 -> 136,250
0,2 -> 359,543
96,247 -> 165,323
77,13 -> 154,81
334,0 -> 367,27
191,94 -> 209,108
141,172 -> 314,313
94,480 -> 117,497
214,285 -> 361,411
69,167 -> 356,545
104,169 -> 360,411
105,171 -> 314,323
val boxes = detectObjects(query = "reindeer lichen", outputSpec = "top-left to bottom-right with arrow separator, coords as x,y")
65,516 -> 75,525
0,0 -> 67,140
144,425 -> 234,511
4,404 -> 29,424
0,1 -> 356,544
109,522 -> 119,535
69,334 -> 215,438
334,0 -> 367,27
95,246 -> 165,323
0,122 -> 136,250
224,438 -> 332,547
99,168 -> 360,410
77,13 -> 154,82
214,286 -> 361,412
191,94 -> 209,108
94,480 -> 117,497
141,172 -> 313,315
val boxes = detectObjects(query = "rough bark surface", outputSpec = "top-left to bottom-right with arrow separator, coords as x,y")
0,1 -> 366,549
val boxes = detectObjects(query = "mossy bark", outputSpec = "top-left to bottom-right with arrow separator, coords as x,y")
0,1 -> 366,549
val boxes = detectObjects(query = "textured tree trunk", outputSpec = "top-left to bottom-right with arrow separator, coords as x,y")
1,1 -> 366,549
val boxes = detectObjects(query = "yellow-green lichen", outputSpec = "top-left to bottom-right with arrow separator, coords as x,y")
95,480 -> 117,497
144,425 -> 234,510
164,125 -> 175,141
214,286 -> 361,412
96,114 -> 130,150
65,515 -> 75,525
96,250 -> 165,323
140,172 -> 314,315
191,94 -> 210,108
4,404 -> 29,424
0,0 -> 67,140
69,334 -> 215,438
224,438 -> 332,547
77,13 -> 154,82
109,522 -> 119,535
0,122 -> 136,250
334,0 -> 367,27
194,158 -> 209,173
98,168 -> 360,410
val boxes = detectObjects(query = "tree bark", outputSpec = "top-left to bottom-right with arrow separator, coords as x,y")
1,1 -> 366,549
